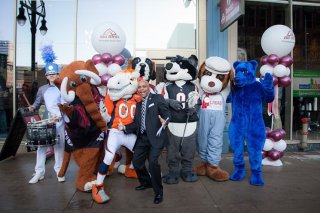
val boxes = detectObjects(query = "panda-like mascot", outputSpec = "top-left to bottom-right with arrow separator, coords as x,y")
157,55 -> 200,184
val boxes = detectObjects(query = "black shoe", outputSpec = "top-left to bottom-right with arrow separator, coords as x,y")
135,184 -> 152,191
154,194 -> 163,204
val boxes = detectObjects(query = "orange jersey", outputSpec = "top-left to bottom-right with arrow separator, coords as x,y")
105,94 -> 142,128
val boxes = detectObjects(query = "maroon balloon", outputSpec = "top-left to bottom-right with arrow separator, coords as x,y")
92,54 -> 102,65
260,55 -> 268,65
266,127 -> 272,137
100,74 -> 112,86
273,76 -> 279,86
278,128 -> 287,139
280,55 -> 293,67
112,54 -> 125,66
269,130 -> 282,142
262,150 -> 268,159
268,149 -> 284,161
278,76 -> 291,87
267,54 -> 279,66
101,53 -> 113,65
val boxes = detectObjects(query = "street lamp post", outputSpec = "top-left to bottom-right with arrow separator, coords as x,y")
17,0 -> 47,81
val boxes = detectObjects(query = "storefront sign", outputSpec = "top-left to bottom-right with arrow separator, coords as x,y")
220,0 -> 244,32
293,69 -> 320,97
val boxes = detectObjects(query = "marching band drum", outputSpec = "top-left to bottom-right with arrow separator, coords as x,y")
26,118 -> 57,148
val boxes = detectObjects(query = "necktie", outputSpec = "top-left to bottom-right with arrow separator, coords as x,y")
140,98 -> 147,134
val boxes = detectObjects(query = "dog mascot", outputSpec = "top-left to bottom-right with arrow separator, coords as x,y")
55,60 -> 109,192
227,60 -> 274,186
158,55 -> 200,184
194,56 -> 231,182
92,68 -> 141,204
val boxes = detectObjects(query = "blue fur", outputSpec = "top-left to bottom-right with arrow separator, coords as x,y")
40,44 -> 57,63
227,60 -> 274,186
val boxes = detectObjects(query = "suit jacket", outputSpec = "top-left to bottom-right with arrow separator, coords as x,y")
126,93 -> 170,148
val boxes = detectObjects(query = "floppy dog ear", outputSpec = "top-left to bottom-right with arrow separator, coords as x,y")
198,62 -> 206,81
229,69 -> 235,92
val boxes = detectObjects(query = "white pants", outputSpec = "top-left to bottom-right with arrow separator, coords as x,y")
103,128 -> 137,165
34,120 -> 65,176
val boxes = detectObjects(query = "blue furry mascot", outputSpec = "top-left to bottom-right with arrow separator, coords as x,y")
227,60 -> 274,186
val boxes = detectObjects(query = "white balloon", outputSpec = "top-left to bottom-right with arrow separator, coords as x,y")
261,25 -> 295,57
260,64 -> 274,76
273,139 -> 287,152
91,22 -> 126,55
273,64 -> 290,77
286,67 -> 291,75
107,63 -> 122,76
263,138 -> 274,151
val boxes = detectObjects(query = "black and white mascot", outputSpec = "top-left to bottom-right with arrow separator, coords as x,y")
157,55 -> 200,184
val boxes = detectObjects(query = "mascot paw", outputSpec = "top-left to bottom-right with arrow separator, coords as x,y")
92,183 -> 110,204
193,163 -> 207,176
162,172 -> 180,184
84,180 -> 97,192
57,103 -> 74,117
229,169 -> 246,181
180,171 -> 198,182
206,164 -> 229,182
249,173 -> 264,186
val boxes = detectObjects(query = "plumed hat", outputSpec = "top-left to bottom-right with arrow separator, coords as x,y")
40,41 -> 59,75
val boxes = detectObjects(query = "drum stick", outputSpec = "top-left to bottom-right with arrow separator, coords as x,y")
22,92 -> 31,107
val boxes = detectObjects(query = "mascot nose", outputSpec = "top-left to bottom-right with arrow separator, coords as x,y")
234,78 -> 240,83
208,81 -> 215,87
165,63 -> 173,70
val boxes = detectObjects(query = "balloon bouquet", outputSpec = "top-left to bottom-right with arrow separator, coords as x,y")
90,22 -> 128,96
259,25 -> 295,166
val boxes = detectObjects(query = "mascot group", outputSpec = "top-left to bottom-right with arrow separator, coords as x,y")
49,53 -> 274,204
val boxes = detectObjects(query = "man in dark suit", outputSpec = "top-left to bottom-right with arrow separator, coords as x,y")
123,79 -> 170,204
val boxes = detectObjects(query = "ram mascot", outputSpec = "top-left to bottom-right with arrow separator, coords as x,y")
55,60 -> 109,192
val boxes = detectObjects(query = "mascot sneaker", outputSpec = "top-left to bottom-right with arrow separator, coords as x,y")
206,164 -> 229,181
193,163 -> 207,176
29,173 -> 44,184
92,184 -> 110,204
57,176 -> 65,183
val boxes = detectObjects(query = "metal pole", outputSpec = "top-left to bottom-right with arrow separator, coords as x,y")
30,0 -> 36,82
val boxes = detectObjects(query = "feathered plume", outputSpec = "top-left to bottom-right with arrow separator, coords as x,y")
39,40 -> 57,64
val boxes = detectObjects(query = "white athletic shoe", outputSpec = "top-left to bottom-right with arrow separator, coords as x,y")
29,173 -> 44,184
57,176 -> 65,183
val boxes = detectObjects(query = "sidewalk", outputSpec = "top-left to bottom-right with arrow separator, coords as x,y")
0,145 -> 320,213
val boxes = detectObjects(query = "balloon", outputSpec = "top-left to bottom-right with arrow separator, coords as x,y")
120,48 -> 132,59
280,55 -> 293,67
278,128 -> 287,138
260,64 -> 274,76
273,64 -> 290,77
261,25 -> 295,57
267,54 -> 279,66
263,138 -> 274,151
112,54 -> 125,66
268,149 -> 284,161
107,63 -> 122,76
100,74 -> 112,86
262,150 -> 268,159
101,53 -> 113,65
260,55 -> 268,65
278,76 -> 291,87
266,127 -> 272,137
273,76 -> 279,86
92,54 -> 102,65
273,139 -> 287,152
91,22 -> 126,55
269,130 -> 283,141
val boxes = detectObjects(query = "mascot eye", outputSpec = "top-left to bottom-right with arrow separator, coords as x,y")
204,70 -> 212,76
80,75 -> 87,82
69,81 -> 77,87
216,74 -> 225,80
243,70 -> 248,74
